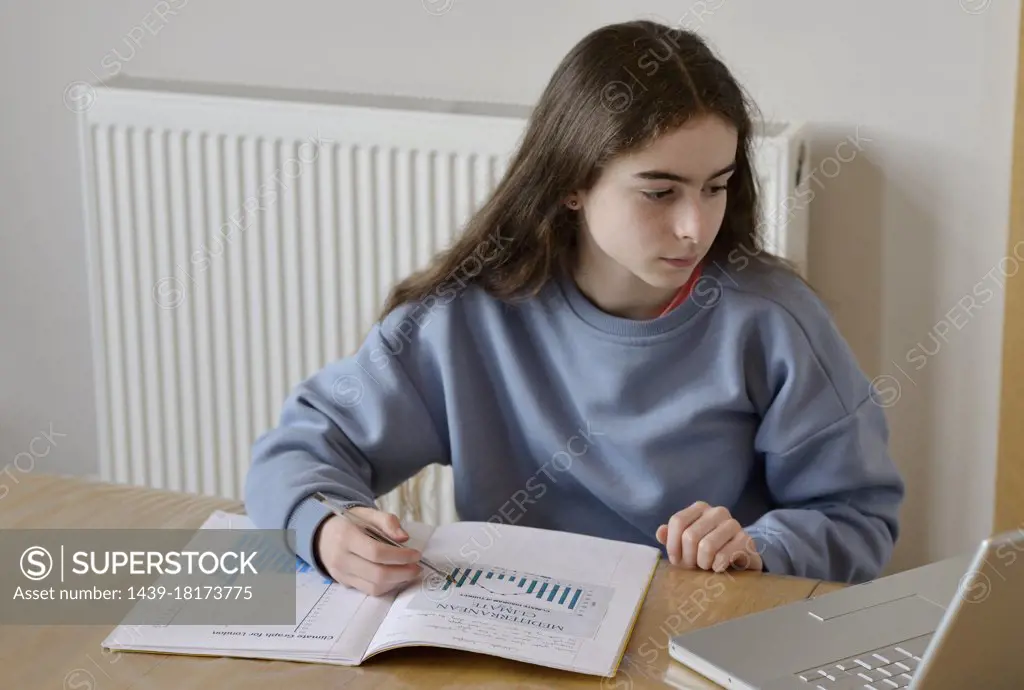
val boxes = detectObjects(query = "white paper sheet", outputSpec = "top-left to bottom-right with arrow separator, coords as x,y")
364,521 -> 659,676
101,511 -> 435,664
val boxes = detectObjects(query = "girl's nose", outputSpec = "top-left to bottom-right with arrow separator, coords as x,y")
673,204 -> 703,243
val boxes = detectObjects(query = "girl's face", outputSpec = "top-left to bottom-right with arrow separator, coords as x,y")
570,114 -> 738,314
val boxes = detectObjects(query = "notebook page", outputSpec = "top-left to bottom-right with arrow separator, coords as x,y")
364,521 -> 659,676
101,511 -> 436,664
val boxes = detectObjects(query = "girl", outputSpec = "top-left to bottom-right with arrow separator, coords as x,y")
244,20 -> 904,596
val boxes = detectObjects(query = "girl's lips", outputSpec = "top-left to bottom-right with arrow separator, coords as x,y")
662,256 -> 698,268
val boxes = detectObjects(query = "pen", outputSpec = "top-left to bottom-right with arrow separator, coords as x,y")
313,492 -> 455,585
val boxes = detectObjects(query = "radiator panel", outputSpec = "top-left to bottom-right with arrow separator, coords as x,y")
78,86 -> 525,524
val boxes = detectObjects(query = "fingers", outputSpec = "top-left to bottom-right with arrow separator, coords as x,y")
318,524 -> 422,596
335,570 -> 377,595
695,515 -> 742,570
314,510 -> 426,598
680,504 -> 730,568
348,507 -> 409,542
339,507 -> 420,564
317,535 -> 419,587
658,502 -> 759,573
664,501 -> 710,565
346,527 -> 423,565
708,526 -> 746,572
343,552 -> 422,594
712,531 -> 762,573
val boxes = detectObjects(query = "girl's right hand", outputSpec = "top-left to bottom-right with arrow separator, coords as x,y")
314,507 -> 425,596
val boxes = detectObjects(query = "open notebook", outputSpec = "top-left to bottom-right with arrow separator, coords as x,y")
101,510 -> 660,677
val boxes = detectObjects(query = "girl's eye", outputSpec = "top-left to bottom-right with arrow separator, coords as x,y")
642,189 -> 673,200
705,185 -> 728,196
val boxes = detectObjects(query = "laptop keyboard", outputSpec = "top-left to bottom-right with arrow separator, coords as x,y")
794,634 -> 932,689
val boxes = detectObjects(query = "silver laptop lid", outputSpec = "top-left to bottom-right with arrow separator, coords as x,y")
911,527 -> 1024,689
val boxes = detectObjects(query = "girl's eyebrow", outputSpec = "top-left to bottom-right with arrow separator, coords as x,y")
633,162 -> 737,184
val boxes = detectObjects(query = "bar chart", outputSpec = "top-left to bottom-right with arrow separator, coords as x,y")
409,562 -> 612,638
442,566 -> 588,610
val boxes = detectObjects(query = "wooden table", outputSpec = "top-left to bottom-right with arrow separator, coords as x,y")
0,473 -> 846,689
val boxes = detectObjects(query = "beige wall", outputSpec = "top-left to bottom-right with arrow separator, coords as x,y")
0,0 -> 1020,572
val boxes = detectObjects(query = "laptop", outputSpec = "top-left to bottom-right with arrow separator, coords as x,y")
668,528 -> 1023,689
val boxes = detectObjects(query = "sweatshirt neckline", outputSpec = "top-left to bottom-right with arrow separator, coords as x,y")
554,263 -> 722,339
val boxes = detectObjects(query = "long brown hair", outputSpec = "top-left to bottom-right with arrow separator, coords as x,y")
379,19 -> 787,319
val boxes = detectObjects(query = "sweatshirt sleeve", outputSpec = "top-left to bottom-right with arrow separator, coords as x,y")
243,316 -> 448,577
742,282 -> 905,584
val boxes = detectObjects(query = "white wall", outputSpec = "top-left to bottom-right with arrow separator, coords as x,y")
0,0 -> 1019,573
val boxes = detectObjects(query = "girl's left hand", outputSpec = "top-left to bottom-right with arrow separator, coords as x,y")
655,501 -> 763,573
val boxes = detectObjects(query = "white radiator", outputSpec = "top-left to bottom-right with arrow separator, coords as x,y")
76,78 -> 809,526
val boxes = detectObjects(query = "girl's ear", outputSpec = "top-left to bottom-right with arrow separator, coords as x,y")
565,195 -> 581,210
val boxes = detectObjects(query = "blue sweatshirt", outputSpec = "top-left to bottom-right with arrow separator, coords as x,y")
244,259 -> 904,584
